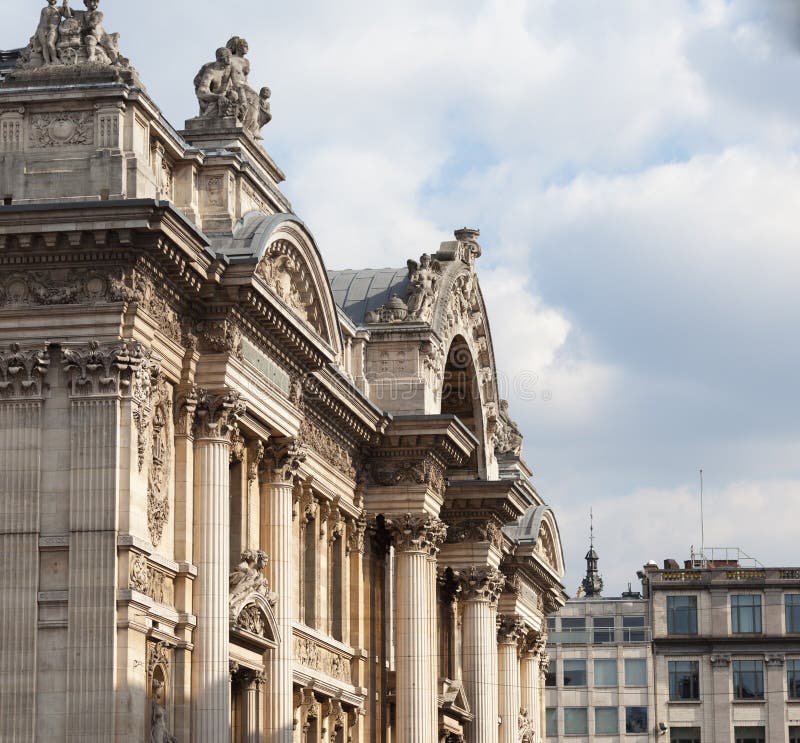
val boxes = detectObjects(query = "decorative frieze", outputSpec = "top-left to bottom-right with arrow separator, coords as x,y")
129,554 -> 175,607
298,419 -> 356,479
367,457 -> 446,498
0,343 -> 49,399
445,518 -> 504,550
385,513 -> 447,555
293,636 -> 351,684
197,319 -> 243,358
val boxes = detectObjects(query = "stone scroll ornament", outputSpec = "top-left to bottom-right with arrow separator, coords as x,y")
193,37 -> 272,140
18,0 -> 131,70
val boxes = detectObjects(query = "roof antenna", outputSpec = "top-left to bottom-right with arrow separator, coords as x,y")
589,507 -> 594,549
699,469 -> 705,561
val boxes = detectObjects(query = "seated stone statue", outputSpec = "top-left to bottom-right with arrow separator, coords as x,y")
194,47 -> 237,118
81,0 -> 120,64
192,37 -> 272,140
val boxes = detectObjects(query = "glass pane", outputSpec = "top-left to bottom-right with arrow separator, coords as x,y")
593,616 -> 615,643
669,660 -> 699,700
667,596 -> 698,635
545,707 -> 557,737
790,725 -> 800,743
594,659 -> 617,687
786,595 -> 800,633
595,707 -> 618,735
625,658 -> 647,686
734,726 -> 765,743
733,660 -> 764,699
563,659 -> 587,687
788,660 -> 800,699
564,708 -> 588,736
625,706 -> 648,734
671,728 -> 701,743
562,618 -> 586,629
545,668 -> 556,687
623,615 -> 646,641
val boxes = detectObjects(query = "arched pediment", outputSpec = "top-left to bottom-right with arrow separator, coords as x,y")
230,591 -> 280,646
504,504 -> 566,578
220,212 -> 343,358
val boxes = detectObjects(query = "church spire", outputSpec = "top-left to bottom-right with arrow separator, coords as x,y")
581,508 -> 604,597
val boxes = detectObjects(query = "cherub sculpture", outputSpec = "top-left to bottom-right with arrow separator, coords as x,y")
35,0 -> 72,65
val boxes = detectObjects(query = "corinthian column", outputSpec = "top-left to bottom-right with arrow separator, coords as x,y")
191,390 -> 243,742
519,633 -> 544,742
387,513 -> 447,743
457,567 -> 505,743
260,438 -> 304,743
497,614 -> 524,743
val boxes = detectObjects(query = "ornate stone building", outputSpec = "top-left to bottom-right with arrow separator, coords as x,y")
0,4 -> 566,742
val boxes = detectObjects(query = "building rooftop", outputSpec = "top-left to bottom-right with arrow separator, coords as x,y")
327,268 -> 409,326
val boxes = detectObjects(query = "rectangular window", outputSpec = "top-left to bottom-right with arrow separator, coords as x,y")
734,726 -> 765,743
594,659 -> 618,687
671,728 -> 701,743
787,595 -> 800,633
545,707 -> 557,737
669,660 -> 700,700
788,659 -> 800,699
623,615 -> 646,642
790,726 -> 800,743
732,660 -> 764,700
595,707 -> 618,735
545,665 -> 556,687
564,707 -> 588,736
561,617 -> 587,643
731,595 -> 762,634
563,659 -> 587,687
593,616 -> 615,643
667,596 -> 698,635
625,706 -> 648,734
625,658 -> 647,686
547,616 -> 557,633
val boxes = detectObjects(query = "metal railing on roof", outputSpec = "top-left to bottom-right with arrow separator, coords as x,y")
688,546 -> 764,568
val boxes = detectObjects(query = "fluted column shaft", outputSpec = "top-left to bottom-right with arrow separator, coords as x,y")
497,616 -> 524,743
458,568 -> 505,743
388,514 -> 446,743
261,441 -> 302,743
520,648 -> 540,739
191,391 -> 242,743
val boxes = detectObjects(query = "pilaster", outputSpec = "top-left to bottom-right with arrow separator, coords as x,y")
190,389 -> 244,743
0,343 -> 48,741
61,340 -> 149,741
496,614 -> 524,743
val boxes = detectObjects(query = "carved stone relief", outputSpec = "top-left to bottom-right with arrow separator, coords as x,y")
229,550 -> 277,637
146,379 -> 173,547
293,636 -> 351,684
129,554 -> 175,606
61,339 -> 149,397
493,399 -> 523,457
445,519 -> 503,550
30,112 -> 93,147
367,457 -> 446,498
298,419 -> 356,479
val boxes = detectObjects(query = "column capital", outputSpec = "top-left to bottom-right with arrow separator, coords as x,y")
385,512 -> 447,554
192,388 -> 244,441
260,436 -> 306,482
62,339 -> 156,398
497,613 -> 526,645
0,342 -> 50,400
174,385 -> 198,437
345,511 -> 368,556
454,566 -> 505,605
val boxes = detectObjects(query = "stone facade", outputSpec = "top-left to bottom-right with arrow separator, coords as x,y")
0,5 -> 567,743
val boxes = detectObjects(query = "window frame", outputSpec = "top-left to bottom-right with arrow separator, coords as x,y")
668,659 -> 700,701
593,616 -> 615,644
563,659 -> 588,688
734,725 -> 765,743
623,614 -> 646,642
625,705 -> 648,734
670,727 -> 701,743
545,707 -> 558,737
667,595 -> 698,635
787,659 -> 800,700
732,659 -> 765,700
593,658 -> 618,687
594,706 -> 619,735
731,594 -> 762,635
563,706 -> 588,736
786,594 -> 800,634
624,657 -> 648,687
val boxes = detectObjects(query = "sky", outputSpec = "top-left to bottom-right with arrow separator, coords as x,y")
5,1 -> 800,595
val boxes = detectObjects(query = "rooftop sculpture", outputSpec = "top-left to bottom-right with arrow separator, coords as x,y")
193,37 -> 272,140
18,0 -> 129,70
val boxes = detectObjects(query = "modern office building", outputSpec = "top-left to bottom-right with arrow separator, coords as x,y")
545,544 -> 654,741
642,549 -> 800,743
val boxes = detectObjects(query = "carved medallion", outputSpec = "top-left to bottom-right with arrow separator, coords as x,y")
30,112 -> 94,147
